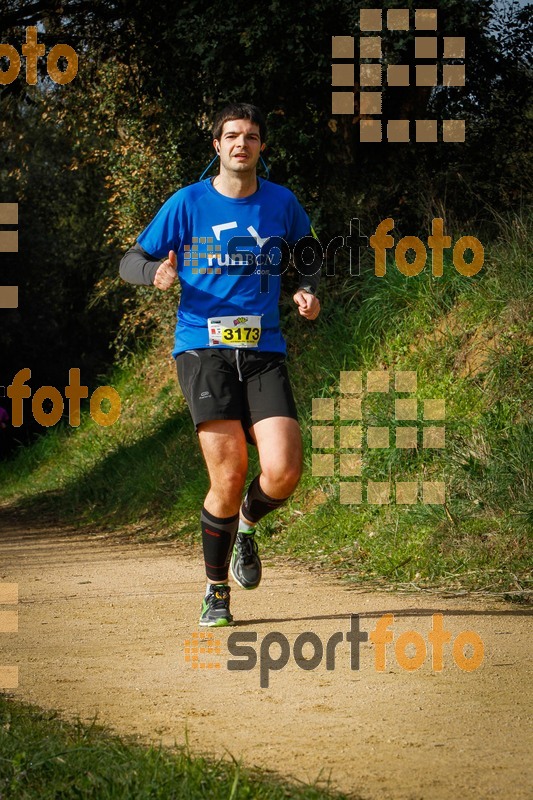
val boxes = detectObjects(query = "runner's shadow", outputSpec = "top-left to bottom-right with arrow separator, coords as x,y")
234,607 -> 533,626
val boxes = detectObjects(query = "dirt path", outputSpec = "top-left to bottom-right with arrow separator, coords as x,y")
1,520 -> 532,799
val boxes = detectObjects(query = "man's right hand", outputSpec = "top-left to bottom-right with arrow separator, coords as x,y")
153,250 -> 177,290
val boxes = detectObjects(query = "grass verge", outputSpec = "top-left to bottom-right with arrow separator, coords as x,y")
0,695 -> 350,799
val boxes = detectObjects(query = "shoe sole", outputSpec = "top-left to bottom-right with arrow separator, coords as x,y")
198,617 -> 233,627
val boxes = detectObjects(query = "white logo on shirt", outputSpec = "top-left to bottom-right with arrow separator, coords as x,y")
247,225 -> 268,247
212,221 -> 238,240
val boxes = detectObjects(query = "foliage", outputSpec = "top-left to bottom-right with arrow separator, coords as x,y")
1,0 -> 531,381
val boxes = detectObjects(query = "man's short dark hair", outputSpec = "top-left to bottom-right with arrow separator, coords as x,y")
212,103 -> 267,143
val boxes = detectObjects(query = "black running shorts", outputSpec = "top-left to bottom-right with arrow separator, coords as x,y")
175,348 -> 298,435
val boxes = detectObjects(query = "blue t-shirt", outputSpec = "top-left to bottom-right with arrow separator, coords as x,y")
137,177 -> 311,356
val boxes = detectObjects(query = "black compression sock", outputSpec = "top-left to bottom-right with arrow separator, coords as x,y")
200,507 -> 239,583
241,475 -> 289,524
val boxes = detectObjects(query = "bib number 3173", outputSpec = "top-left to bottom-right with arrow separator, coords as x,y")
208,315 -> 262,348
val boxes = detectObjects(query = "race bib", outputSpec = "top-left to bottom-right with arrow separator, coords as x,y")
208,315 -> 262,348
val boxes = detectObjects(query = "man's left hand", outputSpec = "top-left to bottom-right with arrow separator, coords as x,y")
293,290 -> 320,320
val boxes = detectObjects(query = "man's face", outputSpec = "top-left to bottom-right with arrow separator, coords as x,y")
213,119 -> 264,175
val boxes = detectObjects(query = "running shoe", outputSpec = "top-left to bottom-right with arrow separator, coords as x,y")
230,530 -> 262,589
199,584 -> 233,627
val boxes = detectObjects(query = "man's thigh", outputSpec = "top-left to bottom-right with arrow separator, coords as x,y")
250,416 -> 303,476
198,419 -> 248,485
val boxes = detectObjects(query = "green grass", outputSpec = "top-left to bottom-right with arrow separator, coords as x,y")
0,214 -> 531,596
0,695 -> 350,799
274,214 -> 532,597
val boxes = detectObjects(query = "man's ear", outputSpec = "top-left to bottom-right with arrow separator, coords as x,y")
213,139 -> 220,154
260,143 -> 266,151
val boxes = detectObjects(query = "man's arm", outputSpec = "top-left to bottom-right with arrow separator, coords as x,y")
119,243 -> 177,290
296,271 -> 320,296
293,287 -> 320,319
292,227 -> 321,320
289,224 -> 321,296
120,243 -> 160,285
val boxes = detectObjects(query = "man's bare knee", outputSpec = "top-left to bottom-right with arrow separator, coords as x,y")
223,468 -> 248,497
205,467 -> 247,517
261,461 -> 301,497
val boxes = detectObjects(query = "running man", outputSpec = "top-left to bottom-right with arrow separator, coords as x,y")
120,103 -> 320,626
